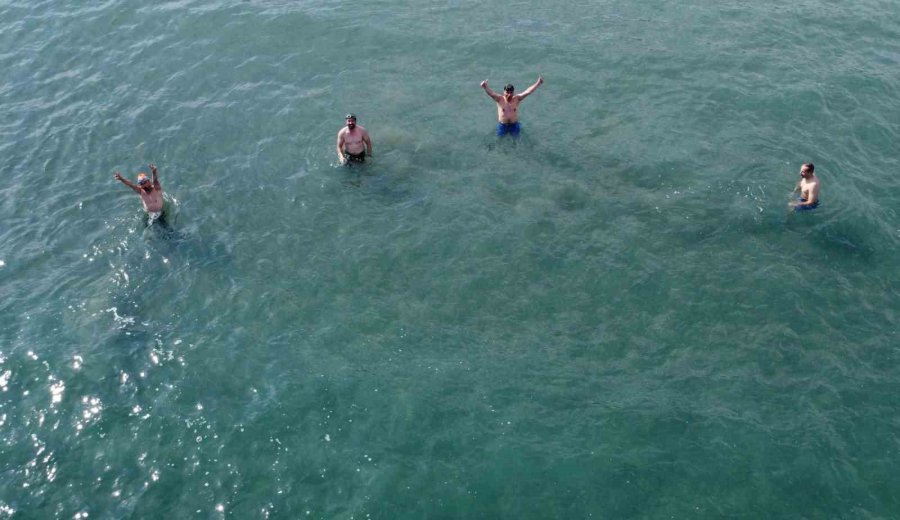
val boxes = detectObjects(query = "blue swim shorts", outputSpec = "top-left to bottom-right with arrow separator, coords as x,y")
794,197 -> 819,212
497,121 -> 521,137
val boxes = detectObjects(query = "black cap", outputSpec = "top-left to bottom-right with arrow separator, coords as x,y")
345,113 -> 357,121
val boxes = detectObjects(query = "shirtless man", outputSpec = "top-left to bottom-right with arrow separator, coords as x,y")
336,114 -> 373,165
480,76 -> 544,136
790,162 -> 820,211
114,163 -> 164,213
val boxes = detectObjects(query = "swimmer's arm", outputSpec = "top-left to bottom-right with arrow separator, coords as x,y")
150,163 -> 160,187
517,75 -> 544,100
336,130 -> 347,164
363,130 -> 373,156
114,172 -> 141,193
480,80 -> 502,102
788,181 -> 802,206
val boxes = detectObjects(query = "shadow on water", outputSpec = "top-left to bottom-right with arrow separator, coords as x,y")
139,194 -> 232,264
484,134 -> 526,154
484,131 -> 543,158
143,211 -> 180,242
85,204 -> 235,372
806,219 -> 878,262
750,204 -> 878,262
548,182 -> 591,212
483,129 -> 591,175
334,161 -> 419,207
337,160 -> 375,188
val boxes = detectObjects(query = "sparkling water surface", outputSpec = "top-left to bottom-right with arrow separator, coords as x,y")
1,0 -> 899,517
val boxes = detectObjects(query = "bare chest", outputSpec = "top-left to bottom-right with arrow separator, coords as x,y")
140,188 -> 164,211
343,130 -> 364,145
498,98 -> 520,111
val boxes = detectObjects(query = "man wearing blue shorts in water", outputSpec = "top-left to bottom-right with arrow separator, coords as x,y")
789,162 -> 820,211
480,76 -> 543,137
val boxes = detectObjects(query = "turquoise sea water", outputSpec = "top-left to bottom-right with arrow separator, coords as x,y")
2,0 -> 899,517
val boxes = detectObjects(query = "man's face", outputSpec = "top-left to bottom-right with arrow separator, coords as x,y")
346,118 -> 356,130
504,89 -> 514,100
139,179 -> 153,192
800,166 -> 812,179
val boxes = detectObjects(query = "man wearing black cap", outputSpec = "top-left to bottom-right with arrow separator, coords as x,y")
480,76 -> 543,136
336,114 -> 373,165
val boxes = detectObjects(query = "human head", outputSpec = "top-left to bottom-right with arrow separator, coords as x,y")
800,162 -> 814,178
345,113 -> 357,129
504,84 -> 514,95
137,172 -> 152,191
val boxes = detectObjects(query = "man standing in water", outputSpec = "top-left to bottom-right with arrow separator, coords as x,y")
790,162 -> 820,211
336,114 -> 373,165
114,163 -> 164,213
480,76 -> 544,136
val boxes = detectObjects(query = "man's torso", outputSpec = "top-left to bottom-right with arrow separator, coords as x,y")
341,126 -> 367,154
799,177 -> 818,200
140,186 -> 164,212
496,97 -> 521,123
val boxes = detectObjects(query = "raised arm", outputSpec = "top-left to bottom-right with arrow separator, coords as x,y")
149,163 -> 160,187
336,129 -> 347,164
517,75 -> 544,100
480,80 -> 502,102
114,172 -> 141,193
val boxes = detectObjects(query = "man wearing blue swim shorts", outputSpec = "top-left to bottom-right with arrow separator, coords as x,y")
480,76 -> 543,137
789,162 -> 820,211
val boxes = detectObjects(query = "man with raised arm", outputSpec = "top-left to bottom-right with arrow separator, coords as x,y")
114,163 -> 164,213
336,114 -> 373,165
789,162 -> 820,211
480,76 -> 544,137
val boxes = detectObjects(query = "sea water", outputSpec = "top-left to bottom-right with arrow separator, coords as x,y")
1,0 -> 899,517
